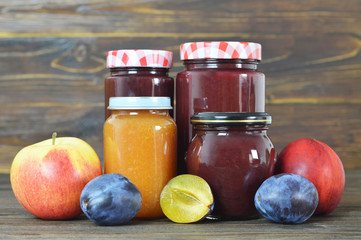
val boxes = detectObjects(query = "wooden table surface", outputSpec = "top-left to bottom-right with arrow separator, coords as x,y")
1,170 -> 360,240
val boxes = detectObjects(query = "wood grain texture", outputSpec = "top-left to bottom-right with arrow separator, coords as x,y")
0,0 -> 361,172
0,0 -> 360,36
1,170 -> 361,239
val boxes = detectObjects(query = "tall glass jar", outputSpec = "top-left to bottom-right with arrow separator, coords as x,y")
104,97 -> 177,219
105,49 -> 174,119
176,41 -> 264,173
186,112 -> 275,220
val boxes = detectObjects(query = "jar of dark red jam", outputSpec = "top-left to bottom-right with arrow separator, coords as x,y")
186,112 -> 276,220
176,41 -> 265,173
105,49 -> 174,119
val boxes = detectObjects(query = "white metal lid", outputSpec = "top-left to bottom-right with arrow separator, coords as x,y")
108,97 -> 172,110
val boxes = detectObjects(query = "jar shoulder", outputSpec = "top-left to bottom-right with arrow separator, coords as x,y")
192,130 -> 273,148
176,69 -> 264,80
105,113 -> 176,126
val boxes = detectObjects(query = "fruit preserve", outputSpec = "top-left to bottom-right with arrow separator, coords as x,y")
104,97 -> 177,219
105,49 -> 174,119
176,41 -> 265,173
186,112 -> 275,220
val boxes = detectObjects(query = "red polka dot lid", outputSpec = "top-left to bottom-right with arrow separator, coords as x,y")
180,41 -> 262,61
106,49 -> 173,68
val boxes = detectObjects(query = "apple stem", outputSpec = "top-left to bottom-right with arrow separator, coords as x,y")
52,132 -> 57,145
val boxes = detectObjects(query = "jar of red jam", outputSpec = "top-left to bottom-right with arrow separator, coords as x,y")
186,112 -> 275,220
105,49 -> 174,119
176,41 -> 264,173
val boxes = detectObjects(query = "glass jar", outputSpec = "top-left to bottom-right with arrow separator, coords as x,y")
176,41 -> 265,173
105,49 -> 174,119
104,97 -> 177,219
186,112 -> 275,220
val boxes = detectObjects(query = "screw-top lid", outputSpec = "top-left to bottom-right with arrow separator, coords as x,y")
191,112 -> 271,125
108,97 -> 172,110
106,49 -> 173,68
180,41 -> 261,61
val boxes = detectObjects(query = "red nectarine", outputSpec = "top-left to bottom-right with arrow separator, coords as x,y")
275,138 -> 345,215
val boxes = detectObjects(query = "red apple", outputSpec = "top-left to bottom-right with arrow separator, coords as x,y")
10,133 -> 102,220
275,138 -> 345,215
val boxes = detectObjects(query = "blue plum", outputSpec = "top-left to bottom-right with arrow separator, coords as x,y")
80,173 -> 142,226
254,173 -> 318,224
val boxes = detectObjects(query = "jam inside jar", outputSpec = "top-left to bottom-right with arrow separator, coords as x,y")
176,41 -> 265,173
104,97 -> 177,219
186,112 -> 276,220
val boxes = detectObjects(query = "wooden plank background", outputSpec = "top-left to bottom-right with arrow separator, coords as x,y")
0,0 -> 360,173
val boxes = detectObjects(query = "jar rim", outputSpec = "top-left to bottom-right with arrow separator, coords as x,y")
191,112 -> 271,125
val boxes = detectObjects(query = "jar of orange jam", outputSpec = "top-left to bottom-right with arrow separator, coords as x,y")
104,97 -> 177,219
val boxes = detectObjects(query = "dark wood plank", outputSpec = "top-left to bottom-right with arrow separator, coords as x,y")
0,0 -> 360,36
268,104 -> 361,169
1,170 -> 360,239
